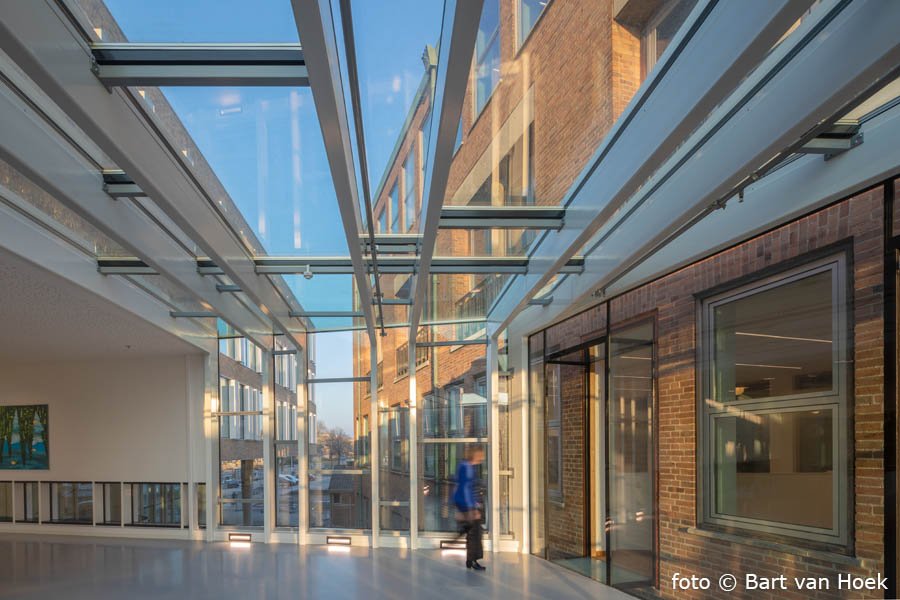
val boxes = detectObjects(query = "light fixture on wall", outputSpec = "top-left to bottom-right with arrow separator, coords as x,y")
228,532 -> 252,548
326,535 -> 352,546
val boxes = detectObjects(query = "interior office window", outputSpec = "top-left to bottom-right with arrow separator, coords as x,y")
702,256 -> 847,544
50,482 -> 92,524
474,0 -> 501,116
101,483 -> 121,525
642,0 -> 698,78
519,0 -> 548,46
131,483 -> 181,527
197,483 -> 207,529
15,482 -> 38,522
0,482 -> 11,522
403,152 -> 416,231
390,183 -> 400,233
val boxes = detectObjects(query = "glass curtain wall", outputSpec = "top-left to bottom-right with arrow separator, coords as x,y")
378,328 -> 410,532
309,331 -> 371,530
417,325 -> 489,535
528,306 -> 654,590
608,322 -> 655,588
274,335 -> 299,528
217,331 -> 265,528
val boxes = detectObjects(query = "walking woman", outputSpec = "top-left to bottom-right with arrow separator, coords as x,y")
453,445 -> 486,571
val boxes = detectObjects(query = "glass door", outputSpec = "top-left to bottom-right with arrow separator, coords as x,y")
607,322 -> 656,589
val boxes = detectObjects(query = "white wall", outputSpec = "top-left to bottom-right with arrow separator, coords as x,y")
0,355 -> 202,482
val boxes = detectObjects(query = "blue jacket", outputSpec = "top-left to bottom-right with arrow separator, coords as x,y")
453,461 -> 477,511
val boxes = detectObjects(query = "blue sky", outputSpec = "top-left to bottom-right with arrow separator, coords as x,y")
104,0 -> 443,435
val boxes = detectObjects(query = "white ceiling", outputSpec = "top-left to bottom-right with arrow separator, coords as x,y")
0,247 -> 202,361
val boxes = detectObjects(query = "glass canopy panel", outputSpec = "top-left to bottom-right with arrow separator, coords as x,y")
348,0 -> 445,236
78,0 -> 299,43
281,274 -> 364,331
158,86 -> 348,257
434,227 -> 538,257
426,273 -> 510,325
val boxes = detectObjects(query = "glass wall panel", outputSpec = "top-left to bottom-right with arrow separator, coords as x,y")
0,481 -> 11,522
131,483 -> 181,527
528,332 -> 546,556
50,482 -> 92,524
101,483 -> 121,525
417,336 -> 490,534
308,382 -> 370,530
275,336 -> 299,528
608,321 -> 655,588
370,328 -> 410,532
218,330 -> 265,528
519,0 -> 548,46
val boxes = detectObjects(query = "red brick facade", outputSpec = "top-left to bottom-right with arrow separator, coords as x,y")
534,186 -> 890,597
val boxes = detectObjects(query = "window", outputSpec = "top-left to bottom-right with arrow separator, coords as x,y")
390,183 -> 400,233
642,0 -> 698,78
415,328 -> 430,368
0,481 -> 11,522
474,0 -> 501,116
377,209 -> 387,234
519,0 -> 548,46
100,483 -> 121,525
403,152 -> 416,231
701,255 -> 848,545
16,482 -> 38,522
130,483 -> 181,527
50,482 -> 92,524
396,342 -> 410,379
196,483 -> 206,529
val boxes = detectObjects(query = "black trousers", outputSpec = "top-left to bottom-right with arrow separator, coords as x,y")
460,517 -> 483,562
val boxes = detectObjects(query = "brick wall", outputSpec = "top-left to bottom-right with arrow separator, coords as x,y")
605,188 -> 886,599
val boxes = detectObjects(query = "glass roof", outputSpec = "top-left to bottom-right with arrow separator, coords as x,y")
63,0 -> 722,340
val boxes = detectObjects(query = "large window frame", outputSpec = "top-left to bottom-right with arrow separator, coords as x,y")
699,254 -> 850,547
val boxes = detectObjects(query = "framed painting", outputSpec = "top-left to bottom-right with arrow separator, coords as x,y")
0,405 -> 49,469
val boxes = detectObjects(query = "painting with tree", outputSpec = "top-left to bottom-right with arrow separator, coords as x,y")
0,405 -> 49,469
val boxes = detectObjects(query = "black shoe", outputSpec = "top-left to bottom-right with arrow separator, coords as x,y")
471,561 -> 486,571
465,560 -> 472,569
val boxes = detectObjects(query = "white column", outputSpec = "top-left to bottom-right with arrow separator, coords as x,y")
204,345 -> 219,542
487,333 -> 500,553
262,341 -> 275,541
370,337 -> 380,545
408,334 -> 418,550
297,344 -> 309,545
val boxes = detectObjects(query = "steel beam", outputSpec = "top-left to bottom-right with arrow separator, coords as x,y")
486,0 -> 816,334
0,76 -> 271,347
291,0 -> 377,343
91,43 -> 308,87
0,0 -> 304,348
439,205 -> 565,229
407,0 -> 484,345
289,310 -> 363,318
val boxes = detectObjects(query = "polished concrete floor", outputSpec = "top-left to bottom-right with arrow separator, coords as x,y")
0,534 -> 631,599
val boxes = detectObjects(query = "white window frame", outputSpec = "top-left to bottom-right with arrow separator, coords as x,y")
699,254 -> 849,546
